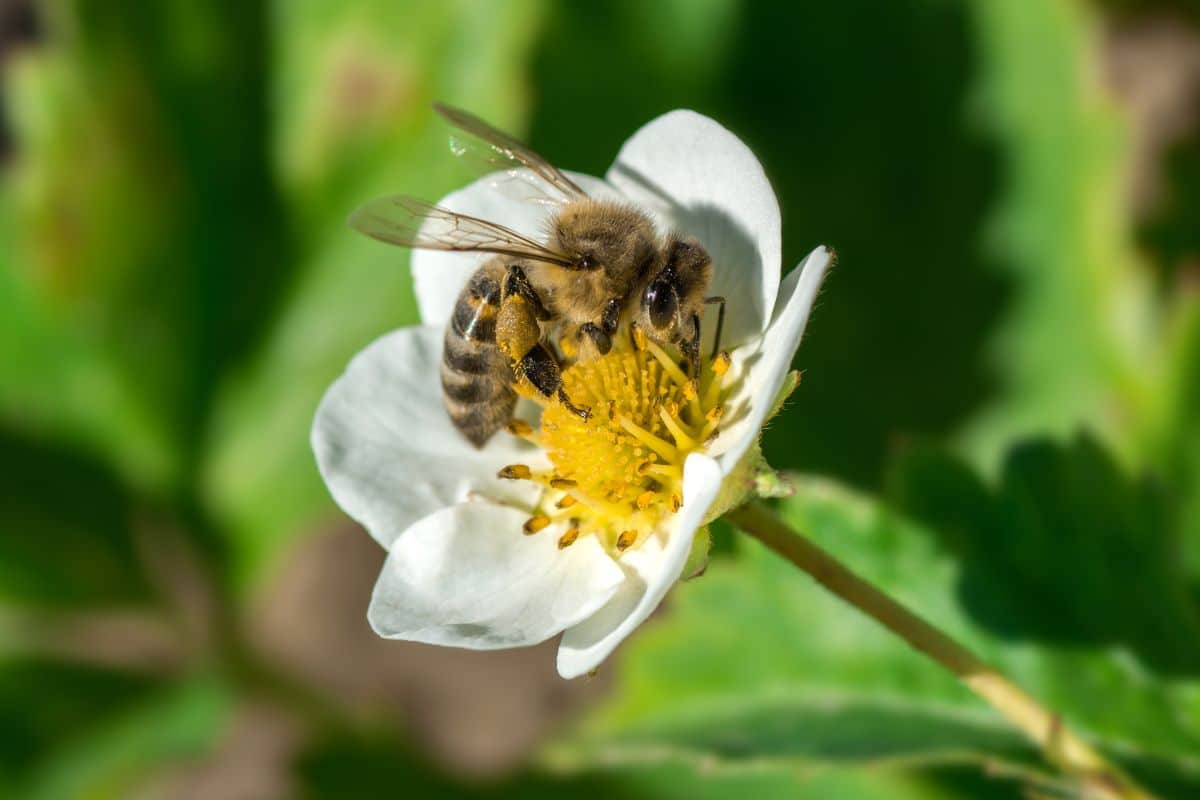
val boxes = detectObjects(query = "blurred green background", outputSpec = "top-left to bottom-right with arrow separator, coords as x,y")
3,0 -> 1200,797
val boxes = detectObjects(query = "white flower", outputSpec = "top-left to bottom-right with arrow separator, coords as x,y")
312,110 -> 831,678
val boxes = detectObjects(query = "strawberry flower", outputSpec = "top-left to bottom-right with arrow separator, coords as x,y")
312,110 -> 831,678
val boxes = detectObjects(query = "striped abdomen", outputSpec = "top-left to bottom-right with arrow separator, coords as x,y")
441,259 -> 517,447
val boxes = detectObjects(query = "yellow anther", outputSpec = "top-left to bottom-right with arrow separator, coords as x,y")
558,526 -> 580,549
712,350 -> 731,376
631,323 -> 648,351
705,404 -> 725,425
505,419 -> 534,436
523,515 -> 550,534
498,464 -> 532,480
531,331 -> 728,558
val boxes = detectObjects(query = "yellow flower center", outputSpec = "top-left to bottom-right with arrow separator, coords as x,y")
500,329 -> 730,557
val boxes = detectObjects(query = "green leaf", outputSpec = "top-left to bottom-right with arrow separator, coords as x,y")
22,674 -> 233,800
2,1 -> 294,489
0,430 -> 150,609
0,660 -> 231,799
203,0 -> 546,586
891,435 -> 1200,676
556,476 -> 1200,797
300,728 -> 1023,800
960,0 -> 1159,470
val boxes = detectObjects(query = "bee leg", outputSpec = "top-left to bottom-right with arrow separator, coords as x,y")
704,296 -> 726,358
683,313 -> 702,386
516,342 -> 590,420
577,297 -> 622,355
503,265 -> 553,320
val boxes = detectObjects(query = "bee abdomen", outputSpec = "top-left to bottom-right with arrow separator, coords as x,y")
441,262 -> 517,447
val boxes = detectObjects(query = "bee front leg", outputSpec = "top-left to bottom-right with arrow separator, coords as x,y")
682,313 -> 702,383
577,297 -> 622,355
515,343 -> 589,421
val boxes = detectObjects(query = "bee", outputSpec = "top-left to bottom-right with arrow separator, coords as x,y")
350,104 -> 726,447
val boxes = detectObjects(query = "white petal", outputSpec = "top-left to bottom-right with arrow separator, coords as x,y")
369,502 -> 624,649
606,110 -> 781,348
411,171 -> 612,326
312,325 -> 543,550
556,453 -> 723,678
709,247 -> 833,475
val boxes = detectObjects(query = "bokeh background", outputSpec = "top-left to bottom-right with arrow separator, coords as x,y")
3,0 -> 1200,797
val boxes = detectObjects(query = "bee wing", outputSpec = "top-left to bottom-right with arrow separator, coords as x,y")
349,195 -> 576,267
434,103 -> 586,201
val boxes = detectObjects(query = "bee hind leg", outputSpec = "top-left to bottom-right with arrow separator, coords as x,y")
517,342 -> 590,420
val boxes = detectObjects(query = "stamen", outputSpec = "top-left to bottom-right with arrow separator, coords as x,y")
618,416 -> 678,462
644,338 -> 690,388
498,464 -> 532,480
712,350 -> 731,376
558,525 -> 580,549
524,515 -> 550,535
505,419 -> 534,437
658,407 -> 697,449
527,327 -> 729,559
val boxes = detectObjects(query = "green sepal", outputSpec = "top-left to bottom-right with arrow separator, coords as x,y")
767,370 -> 802,422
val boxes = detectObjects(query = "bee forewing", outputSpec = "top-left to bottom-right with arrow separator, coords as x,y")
348,194 -> 575,267
434,103 -> 586,201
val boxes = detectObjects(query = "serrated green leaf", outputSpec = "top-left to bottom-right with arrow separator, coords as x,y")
557,476 -> 1200,798
960,0 -> 1159,471
891,435 -> 1200,676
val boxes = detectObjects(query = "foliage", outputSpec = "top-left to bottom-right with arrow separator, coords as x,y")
2,0 -> 1200,797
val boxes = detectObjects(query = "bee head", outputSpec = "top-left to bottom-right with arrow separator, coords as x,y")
639,237 -> 710,337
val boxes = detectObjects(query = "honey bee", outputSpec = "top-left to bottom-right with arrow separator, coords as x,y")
350,104 -> 725,447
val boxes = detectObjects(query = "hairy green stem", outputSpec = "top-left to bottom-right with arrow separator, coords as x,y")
726,500 -> 1154,800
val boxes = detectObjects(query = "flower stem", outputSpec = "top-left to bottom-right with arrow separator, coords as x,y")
726,500 -> 1154,800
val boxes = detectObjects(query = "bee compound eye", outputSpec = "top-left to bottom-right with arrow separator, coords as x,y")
578,254 -> 596,270
644,281 -> 677,329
